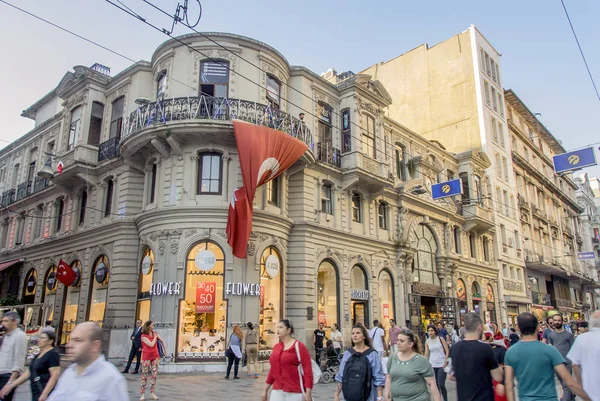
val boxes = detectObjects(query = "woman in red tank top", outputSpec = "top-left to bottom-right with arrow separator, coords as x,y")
140,321 -> 165,401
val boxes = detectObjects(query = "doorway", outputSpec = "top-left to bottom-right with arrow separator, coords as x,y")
351,301 -> 368,326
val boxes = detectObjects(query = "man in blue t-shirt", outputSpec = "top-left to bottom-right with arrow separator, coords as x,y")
504,312 -> 591,401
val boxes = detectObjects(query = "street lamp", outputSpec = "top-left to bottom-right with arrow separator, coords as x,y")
37,152 -> 62,180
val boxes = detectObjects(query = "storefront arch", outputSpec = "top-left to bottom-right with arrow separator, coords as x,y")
86,255 -> 110,325
350,264 -> 370,326
136,247 -> 155,323
41,265 -> 57,323
60,260 -> 82,345
22,268 -> 37,304
472,281 -> 482,315
177,239 -> 226,362
317,259 -> 339,337
378,269 -> 395,327
456,278 -> 467,325
259,246 -> 283,355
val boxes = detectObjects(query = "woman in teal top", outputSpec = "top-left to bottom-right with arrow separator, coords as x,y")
384,329 -> 441,401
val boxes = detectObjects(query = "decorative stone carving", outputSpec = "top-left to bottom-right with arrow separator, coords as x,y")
316,247 -> 327,260
170,239 -> 178,254
149,232 -> 158,242
159,240 -> 165,255
215,230 -> 228,240
397,207 -> 409,243
247,241 -> 256,257
191,50 -> 238,94
185,228 -> 197,238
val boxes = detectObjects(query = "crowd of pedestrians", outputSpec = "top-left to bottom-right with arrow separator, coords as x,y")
2,309 -> 600,401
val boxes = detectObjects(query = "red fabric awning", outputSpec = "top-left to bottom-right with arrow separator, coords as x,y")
0,259 -> 22,273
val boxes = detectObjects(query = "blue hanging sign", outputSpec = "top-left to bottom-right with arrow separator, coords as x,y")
431,178 -> 462,200
552,147 -> 596,174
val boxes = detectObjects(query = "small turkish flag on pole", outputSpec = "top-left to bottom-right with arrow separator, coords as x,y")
56,258 -> 76,286
226,120 -> 308,258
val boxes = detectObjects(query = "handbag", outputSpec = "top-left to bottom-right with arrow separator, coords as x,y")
157,338 -> 165,358
294,340 -> 321,392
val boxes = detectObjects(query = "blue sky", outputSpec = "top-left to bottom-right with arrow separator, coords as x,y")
1,0 -> 599,177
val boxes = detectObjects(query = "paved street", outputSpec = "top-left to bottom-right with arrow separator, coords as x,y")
13,371 -> 460,401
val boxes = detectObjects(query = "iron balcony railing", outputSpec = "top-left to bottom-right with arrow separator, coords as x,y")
33,176 -> 49,193
122,96 -> 313,150
98,137 -> 120,162
16,181 -> 32,201
1,189 -> 15,206
531,291 -> 552,306
316,142 -> 341,168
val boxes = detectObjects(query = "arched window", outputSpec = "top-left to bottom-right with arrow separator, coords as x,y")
317,260 -> 339,337
157,70 -> 167,99
378,270 -> 395,327
350,265 -> 369,326
149,163 -> 157,204
472,281 -> 482,316
61,260 -> 82,345
259,247 -> 283,356
22,268 -> 37,304
87,255 -> 110,326
136,248 -> 154,322
41,265 -> 57,323
178,240 -> 226,361
410,225 -> 439,285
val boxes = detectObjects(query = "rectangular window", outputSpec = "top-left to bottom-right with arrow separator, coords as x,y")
454,227 -> 461,254
104,180 -> 113,218
342,109 -> 351,153
15,217 -> 24,245
200,61 -> 229,97
485,52 -> 491,75
504,264 -> 509,278
496,187 -> 503,214
362,115 -> 376,158
503,190 -> 509,215
378,202 -> 387,230
157,71 -> 167,99
498,93 -> 504,117
473,175 -> 482,204
150,163 -> 157,204
88,102 -> 104,146
68,106 -> 82,151
492,117 -> 498,142
79,190 -> 87,226
484,81 -> 490,105
502,156 -> 509,180
352,193 -> 361,222
266,75 -> 281,109
492,87 -> 498,111
514,230 -> 521,250
34,206 -> 43,239
469,233 -> 476,258
483,238 -> 490,262
55,199 -> 64,233
501,224 -> 507,246
110,97 -> 124,140
321,184 -> 332,214
495,153 -> 502,178
395,145 -> 407,181
498,122 -> 505,148
460,172 -> 470,205
267,177 -> 279,206
197,152 -> 223,195
491,59 -> 497,82
495,64 -> 501,86
510,194 -> 516,218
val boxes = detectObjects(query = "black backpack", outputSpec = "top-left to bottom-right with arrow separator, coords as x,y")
342,348 -> 375,401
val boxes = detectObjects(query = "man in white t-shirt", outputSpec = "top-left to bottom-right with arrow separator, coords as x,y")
368,319 -> 387,357
567,310 -> 600,401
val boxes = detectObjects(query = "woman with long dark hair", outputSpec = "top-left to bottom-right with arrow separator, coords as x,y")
262,319 -> 313,401
225,324 -> 243,380
0,331 -> 60,401
424,325 -> 449,401
140,320 -> 164,400
384,329 -> 441,401
334,324 -> 386,401
245,322 -> 259,378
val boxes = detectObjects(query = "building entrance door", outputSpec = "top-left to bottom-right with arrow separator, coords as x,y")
352,301 -> 367,326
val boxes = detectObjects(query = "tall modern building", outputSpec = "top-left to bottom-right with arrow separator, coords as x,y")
0,33 -> 492,370
362,25 -> 528,323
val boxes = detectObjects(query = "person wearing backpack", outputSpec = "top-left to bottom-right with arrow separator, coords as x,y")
424,325 -> 449,401
384,329 -> 441,401
334,324 -> 385,401
262,319 -> 313,401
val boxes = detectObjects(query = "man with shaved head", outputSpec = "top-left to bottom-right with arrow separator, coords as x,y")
47,322 -> 128,401
567,310 -> 600,401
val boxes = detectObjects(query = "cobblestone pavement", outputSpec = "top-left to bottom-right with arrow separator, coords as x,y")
13,371 -> 459,401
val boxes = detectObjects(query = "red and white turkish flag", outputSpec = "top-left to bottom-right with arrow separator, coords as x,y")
227,120 -> 308,258
56,258 -> 76,286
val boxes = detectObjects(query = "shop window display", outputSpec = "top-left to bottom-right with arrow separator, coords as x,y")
317,260 -> 339,338
22,268 -> 37,305
41,266 -> 57,323
178,240 -> 227,361
472,282 -> 482,315
61,261 -> 82,345
136,248 -> 154,323
350,265 -> 369,326
485,284 -> 496,324
259,247 -> 282,359
87,255 -> 110,326
378,270 -> 394,328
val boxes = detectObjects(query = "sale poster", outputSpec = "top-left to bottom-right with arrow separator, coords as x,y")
383,303 -> 390,319
318,311 -> 327,326
196,282 -> 216,313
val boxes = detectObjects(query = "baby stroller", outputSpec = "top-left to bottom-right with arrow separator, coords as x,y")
320,342 -> 342,384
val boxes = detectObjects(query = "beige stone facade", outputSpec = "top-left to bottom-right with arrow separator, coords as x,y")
1,33 -> 497,371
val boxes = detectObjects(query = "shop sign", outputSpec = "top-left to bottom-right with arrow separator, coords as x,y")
412,284 -> 441,297
350,289 -> 369,300
456,279 -> 466,300
225,282 -> 260,296
26,274 -> 36,294
46,272 -> 57,291
195,250 -> 217,271
71,266 -> 81,288
141,255 -> 153,275
150,281 -> 182,296
265,255 -> 280,278
382,303 -> 390,319
318,311 -> 327,326
196,282 -> 215,313
95,262 -> 108,284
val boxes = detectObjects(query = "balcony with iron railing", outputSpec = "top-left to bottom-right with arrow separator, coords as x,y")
1,176 -> 51,207
16,181 -> 32,201
316,143 -> 341,168
122,95 -> 313,150
98,137 -> 120,162
1,189 -> 15,206
531,291 -> 552,306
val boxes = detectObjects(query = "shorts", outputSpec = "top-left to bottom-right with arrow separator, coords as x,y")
246,344 -> 258,363
270,390 -> 304,401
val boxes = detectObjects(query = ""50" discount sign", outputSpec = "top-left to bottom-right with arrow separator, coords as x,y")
196,282 -> 216,313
